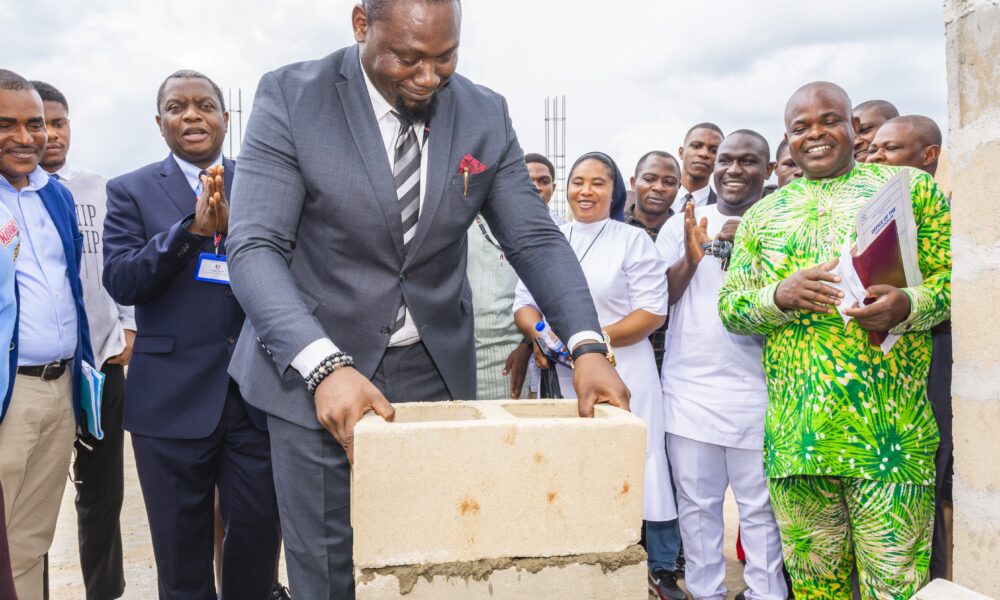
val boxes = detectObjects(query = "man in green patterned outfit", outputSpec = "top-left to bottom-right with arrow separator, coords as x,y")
719,81 -> 951,599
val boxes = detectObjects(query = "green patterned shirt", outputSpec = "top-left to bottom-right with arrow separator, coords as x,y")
719,163 -> 951,486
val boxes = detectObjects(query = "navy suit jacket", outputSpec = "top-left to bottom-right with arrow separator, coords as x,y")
103,155 -> 257,439
3,179 -> 95,425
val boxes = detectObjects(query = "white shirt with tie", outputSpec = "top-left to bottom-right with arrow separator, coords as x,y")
668,183 -> 714,216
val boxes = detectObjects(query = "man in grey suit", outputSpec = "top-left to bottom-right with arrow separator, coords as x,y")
226,1 -> 630,597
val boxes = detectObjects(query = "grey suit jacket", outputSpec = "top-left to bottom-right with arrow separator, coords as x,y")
227,45 -> 601,429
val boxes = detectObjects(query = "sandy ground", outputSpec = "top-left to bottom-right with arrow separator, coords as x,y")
48,435 -> 750,599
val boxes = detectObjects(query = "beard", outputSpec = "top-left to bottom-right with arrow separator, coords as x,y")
394,93 -> 438,126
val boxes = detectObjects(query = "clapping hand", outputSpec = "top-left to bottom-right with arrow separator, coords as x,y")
682,203 -> 711,264
189,165 -> 229,237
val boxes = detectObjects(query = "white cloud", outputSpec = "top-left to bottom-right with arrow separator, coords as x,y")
5,0 -> 946,184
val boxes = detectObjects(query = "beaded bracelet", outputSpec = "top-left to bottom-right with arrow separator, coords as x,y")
305,352 -> 355,394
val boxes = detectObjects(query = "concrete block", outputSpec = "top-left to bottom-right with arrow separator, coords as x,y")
911,578 -> 995,600
352,400 -> 646,568
356,545 -> 648,600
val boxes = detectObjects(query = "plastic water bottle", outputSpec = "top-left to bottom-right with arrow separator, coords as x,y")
535,321 -> 570,361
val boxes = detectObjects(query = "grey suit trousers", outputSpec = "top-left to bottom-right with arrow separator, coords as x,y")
267,343 -> 451,600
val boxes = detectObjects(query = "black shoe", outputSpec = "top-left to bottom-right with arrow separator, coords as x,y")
271,583 -> 291,600
648,569 -> 689,600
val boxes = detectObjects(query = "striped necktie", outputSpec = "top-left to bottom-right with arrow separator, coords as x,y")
392,112 -> 422,333
681,192 -> 694,209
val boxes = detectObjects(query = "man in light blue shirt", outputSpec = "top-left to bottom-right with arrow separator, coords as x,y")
0,70 -> 94,600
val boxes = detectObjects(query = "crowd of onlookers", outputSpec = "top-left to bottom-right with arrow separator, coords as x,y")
0,8 -> 950,600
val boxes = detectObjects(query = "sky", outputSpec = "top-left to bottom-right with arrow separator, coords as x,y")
5,0 -> 947,198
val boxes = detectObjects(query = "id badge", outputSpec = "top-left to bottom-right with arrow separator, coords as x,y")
195,253 -> 230,284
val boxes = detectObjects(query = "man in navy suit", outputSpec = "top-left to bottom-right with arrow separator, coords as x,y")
102,70 -> 280,600
0,69 -> 94,600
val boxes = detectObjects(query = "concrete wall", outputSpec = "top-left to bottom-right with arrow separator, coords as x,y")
945,0 -> 1000,595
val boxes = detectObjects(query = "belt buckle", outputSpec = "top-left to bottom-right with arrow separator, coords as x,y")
41,361 -> 62,380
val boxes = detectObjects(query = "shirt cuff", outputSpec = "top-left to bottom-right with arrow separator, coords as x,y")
757,281 -> 796,325
567,330 -> 604,351
291,338 -> 341,379
889,287 -> 919,335
117,305 -> 136,331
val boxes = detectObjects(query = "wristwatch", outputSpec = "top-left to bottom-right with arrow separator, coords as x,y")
570,331 -> 617,367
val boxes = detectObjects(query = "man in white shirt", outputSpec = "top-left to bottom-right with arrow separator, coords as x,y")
657,130 -> 787,600
33,80 -> 134,600
669,123 -> 724,217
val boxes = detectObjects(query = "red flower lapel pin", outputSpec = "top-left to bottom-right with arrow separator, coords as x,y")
458,154 -> 488,196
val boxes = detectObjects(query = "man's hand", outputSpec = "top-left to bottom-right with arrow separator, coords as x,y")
314,367 -> 395,464
188,165 -> 230,237
715,219 -> 742,244
530,338 -> 550,370
774,258 -> 843,314
842,285 -> 911,332
683,202 -> 711,265
107,329 -> 136,366
502,342 -> 532,399
572,352 -> 630,417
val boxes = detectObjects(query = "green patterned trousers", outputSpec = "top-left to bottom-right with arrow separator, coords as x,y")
768,476 -> 934,600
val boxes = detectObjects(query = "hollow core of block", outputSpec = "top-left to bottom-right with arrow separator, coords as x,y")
390,403 -> 484,423
501,402 -> 609,419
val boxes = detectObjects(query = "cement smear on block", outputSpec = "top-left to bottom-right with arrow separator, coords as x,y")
357,544 -> 647,595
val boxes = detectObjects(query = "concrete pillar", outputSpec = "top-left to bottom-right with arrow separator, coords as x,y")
945,0 -> 1000,595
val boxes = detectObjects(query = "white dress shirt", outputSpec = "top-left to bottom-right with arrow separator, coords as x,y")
1,167 -> 78,365
656,205 -> 768,450
668,183 -> 713,216
55,163 -> 136,366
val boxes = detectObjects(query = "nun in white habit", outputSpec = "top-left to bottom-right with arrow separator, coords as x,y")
512,152 -> 676,528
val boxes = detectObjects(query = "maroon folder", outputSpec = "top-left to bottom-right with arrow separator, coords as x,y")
852,219 -> 908,346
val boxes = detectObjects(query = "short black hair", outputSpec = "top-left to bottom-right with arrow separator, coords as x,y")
156,69 -> 226,113
890,115 -> 943,147
776,138 -> 790,161
524,153 -> 555,179
633,150 -> 680,177
684,122 -> 724,142
0,69 -> 34,92
363,0 -> 461,22
853,99 -> 899,121
29,80 -> 68,112
727,129 -> 771,159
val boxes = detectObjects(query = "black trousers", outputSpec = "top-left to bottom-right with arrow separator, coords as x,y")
73,361 -> 126,600
268,342 -> 451,600
132,383 -> 281,600
928,323 -> 953,580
